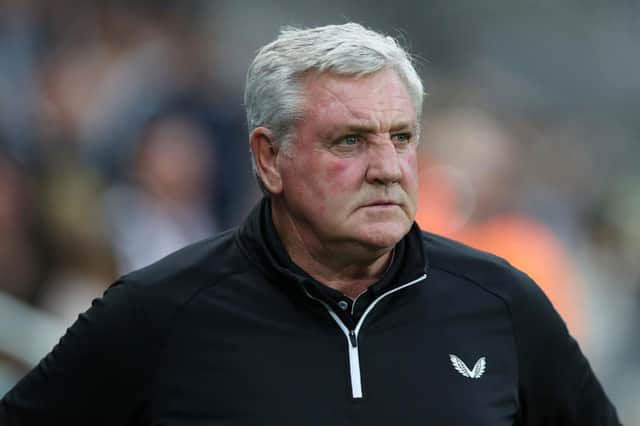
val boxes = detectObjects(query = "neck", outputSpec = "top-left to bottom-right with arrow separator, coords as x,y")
297,252 -> 392,299
271,200 -> 393,299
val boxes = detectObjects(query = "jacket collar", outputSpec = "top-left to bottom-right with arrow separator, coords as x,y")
235,197 -> 427,302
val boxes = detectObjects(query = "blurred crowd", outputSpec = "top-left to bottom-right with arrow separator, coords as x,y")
0,0 -> 638,422
0,0 -> 259,393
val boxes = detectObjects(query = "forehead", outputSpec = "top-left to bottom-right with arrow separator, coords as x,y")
300,69 -> 417,131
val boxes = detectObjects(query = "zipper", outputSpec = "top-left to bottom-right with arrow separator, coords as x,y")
305,273 -> 427,399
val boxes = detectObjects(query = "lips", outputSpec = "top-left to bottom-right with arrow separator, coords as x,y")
362,200 -> 400,207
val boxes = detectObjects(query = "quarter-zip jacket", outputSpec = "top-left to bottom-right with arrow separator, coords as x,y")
1,198 -> 620,425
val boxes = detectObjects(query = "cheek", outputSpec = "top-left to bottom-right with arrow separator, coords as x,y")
307,159 -> 363,222
402,151 -> 420,188
318,159 -> 362,194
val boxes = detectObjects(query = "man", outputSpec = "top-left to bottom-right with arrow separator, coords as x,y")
1,23 -> 620,425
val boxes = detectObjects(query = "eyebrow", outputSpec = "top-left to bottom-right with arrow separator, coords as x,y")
330,121 -> 416,136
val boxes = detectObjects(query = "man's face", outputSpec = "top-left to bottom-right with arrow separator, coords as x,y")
275,68 -> 419,254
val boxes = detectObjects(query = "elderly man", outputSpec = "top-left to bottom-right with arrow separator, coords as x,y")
1,23 -> 619,425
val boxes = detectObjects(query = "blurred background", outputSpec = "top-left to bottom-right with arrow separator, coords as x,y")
0,0 -> 638,422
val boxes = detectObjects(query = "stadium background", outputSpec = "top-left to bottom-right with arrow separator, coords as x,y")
0,0 -> 638,422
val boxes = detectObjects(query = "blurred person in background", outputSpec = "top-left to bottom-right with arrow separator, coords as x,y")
0,23 -> 620,425
415,108 -> 585,342
102,110 -> 220,274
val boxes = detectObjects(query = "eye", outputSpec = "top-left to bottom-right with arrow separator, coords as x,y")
327,134 -> 364,156
391,132 -> 413,145
341,134 -> 360,146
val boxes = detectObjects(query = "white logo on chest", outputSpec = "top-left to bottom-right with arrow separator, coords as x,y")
449,354 -> 486,379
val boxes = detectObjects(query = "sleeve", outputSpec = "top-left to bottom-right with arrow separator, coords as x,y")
512,272 -> 621,425
0,280 -> 161,425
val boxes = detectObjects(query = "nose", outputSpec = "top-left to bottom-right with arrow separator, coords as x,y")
365,140 -> 402,185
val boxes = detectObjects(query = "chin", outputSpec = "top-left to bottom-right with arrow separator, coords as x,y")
352,221 -> 411,250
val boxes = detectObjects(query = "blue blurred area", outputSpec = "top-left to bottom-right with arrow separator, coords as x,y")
0,0 -> 638,421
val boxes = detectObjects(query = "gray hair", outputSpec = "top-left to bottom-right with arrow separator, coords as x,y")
245,22 -> 424,143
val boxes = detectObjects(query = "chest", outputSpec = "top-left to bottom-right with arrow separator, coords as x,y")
145,286 -> 518,426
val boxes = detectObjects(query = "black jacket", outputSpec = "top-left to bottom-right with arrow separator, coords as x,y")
1,198 -> 620,425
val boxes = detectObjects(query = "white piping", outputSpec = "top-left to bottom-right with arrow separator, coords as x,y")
354,274 -> 427,336
324,308 -> 363,398
305,273 -> 427,399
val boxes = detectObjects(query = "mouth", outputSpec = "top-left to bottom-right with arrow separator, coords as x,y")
362,200 -> 401,208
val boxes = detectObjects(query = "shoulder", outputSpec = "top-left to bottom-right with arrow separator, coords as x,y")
420,232 -> 586,388
90,228 -> 249,329
83,228 -> 247,349
420,230 -> 560,329
422,231 -> 539,300
121,228 -> 241,298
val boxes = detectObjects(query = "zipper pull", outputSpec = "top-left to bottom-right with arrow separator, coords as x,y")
349,330 -> 357,347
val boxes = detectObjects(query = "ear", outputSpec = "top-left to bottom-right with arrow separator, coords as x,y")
250,127 -> 283,194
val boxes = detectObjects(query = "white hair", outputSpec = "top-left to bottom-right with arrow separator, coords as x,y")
244,23 -> 424,188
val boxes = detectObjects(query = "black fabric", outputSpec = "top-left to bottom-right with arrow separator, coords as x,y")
1,197 -> 620,425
